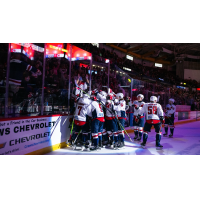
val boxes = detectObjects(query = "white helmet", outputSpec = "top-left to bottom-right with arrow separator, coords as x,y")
116,93 -> 124,99
137,94 -> 144,100
100,91 -> 107,97
169,98 -> 175,104
150,96 -> 157,102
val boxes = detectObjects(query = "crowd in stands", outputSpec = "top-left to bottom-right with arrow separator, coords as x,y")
0,43 -> 200,117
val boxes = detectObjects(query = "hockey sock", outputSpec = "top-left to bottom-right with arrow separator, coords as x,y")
103,133 -> 109,141
156,133 -> 161,145
164,127 -> 168,134
143,132 -> 148,144
69,135 -> 72,140
119,130 -> 125,142
82,133 -> 88,143
138,131 -> 142,138
87,132 -> 92,140
98,132 -> 102,144
72,132 -> 78,140
134,130 -> 138,137
114,132 -> 119,143
170,128 -> 174,135
92,133 -> 99,146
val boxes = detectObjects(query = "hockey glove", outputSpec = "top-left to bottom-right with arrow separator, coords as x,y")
160,116 -> 165,124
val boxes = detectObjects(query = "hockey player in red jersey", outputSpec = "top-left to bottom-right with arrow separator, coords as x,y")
138,96 -> 165,149
163,98 -> 176,138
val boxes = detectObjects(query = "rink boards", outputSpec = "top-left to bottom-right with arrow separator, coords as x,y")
0,115 -> 72,155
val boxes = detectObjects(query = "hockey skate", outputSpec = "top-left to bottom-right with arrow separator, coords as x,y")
140,142 -> 146,149
117,141 -> 125,149
102,140 -> 109,147
90,145 -> 99,151
156,144 -> 163,150
133,135 -> 138,141
136,136 -> 141,142
113,142 -> 119,150
169,134 -> 173,138
163,133 -> 168,137
81,145 -> 85,151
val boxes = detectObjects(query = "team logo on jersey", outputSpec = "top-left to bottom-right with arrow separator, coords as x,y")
0,142 -> 6,149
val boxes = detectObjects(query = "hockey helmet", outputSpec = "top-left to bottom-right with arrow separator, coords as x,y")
137,94 -> 144,100
169,98 -> 175,104
107,95 -> 113,100
150,96 -> 157,102
100,91 -> 107,97
116,93 -> 124,99
91,95 -> 97,101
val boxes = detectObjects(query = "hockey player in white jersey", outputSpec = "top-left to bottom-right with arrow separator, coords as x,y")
163,98 -> 176,138
72,93 -> 92,151
138,96 -> 165,149
87,95 -> 105,151
97,91 -> 108,146
114,93 -> 126,148
129,94 -> 145,141
104,94 -> 119,149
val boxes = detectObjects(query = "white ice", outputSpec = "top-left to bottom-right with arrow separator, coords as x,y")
45,121 -> 200,155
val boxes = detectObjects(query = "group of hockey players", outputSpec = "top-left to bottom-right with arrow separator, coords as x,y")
68,80 -> 176,151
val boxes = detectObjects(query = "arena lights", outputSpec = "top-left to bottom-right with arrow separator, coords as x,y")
123,67 -> 131,71
132,89 -> 138,91
197,88 -> 200,91
49,45 -> 68,53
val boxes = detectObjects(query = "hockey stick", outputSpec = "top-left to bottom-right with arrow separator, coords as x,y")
77,87 -> 133,142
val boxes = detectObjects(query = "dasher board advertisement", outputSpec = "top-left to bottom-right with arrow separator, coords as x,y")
0,115 -> 71,155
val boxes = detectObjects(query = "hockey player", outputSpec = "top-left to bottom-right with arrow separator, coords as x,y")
88,95 -> 105,151
163,98 -> 176,138
104,94 -> 119,149
72,92 -> 92,151
138,96 -> 165,149
114,93 -> 126,148
129,94 -> 145,141
97,91 -> 108,146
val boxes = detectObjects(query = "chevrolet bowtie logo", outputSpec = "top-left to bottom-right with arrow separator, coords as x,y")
0,142 -> 6,149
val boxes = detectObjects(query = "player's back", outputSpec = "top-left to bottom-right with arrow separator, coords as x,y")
74,98 -> 92,122
142,102 -> 163,123
91,101 -> 104,119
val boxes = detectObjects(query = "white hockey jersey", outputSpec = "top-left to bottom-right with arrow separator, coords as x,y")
105,100 -> 115,120
75,81 -> 88,96
114,100 -> 126,119
165,104 -> 176,118
129,100 -> 145,116
139,103 -> 164,124
74,98 -> 92,124
87,101 -> 105,122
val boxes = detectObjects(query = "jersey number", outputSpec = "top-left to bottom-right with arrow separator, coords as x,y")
78,106 -> 83,115
148,106 -> 157,114
99,104 -> 103,112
